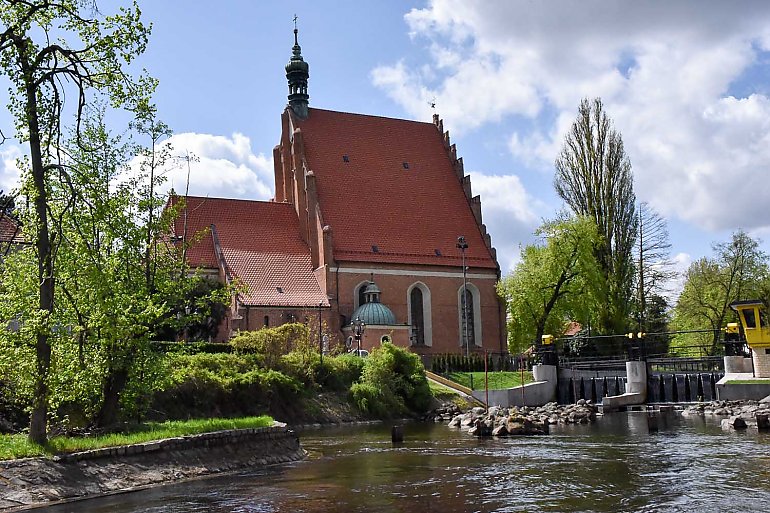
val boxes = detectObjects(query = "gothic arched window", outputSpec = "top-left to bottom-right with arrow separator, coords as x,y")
410,287 -> 425,345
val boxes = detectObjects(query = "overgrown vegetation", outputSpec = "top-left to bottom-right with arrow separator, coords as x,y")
351,343 -> 432,418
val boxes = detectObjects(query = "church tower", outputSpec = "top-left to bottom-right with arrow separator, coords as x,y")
285,21 -> 310,119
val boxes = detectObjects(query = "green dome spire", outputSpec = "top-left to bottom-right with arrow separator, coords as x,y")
351,279 -> 397,325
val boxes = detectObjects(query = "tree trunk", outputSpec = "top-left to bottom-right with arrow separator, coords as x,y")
22,44 -> 54,445
95,366 -> 129,430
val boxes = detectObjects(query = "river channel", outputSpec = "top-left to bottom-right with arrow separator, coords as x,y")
38,412 -> 770,512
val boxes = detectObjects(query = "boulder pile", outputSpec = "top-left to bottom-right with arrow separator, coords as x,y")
431,400 -> 600,437
681,399 -> 770,431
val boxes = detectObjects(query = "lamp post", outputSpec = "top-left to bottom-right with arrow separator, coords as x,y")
456,235 -> 469,359
318,300 -> 323,364
353,316 -> 366,357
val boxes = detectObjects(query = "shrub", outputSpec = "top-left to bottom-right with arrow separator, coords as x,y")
350,382 -> 386,417
152,352 -> 301,419
351,343 -> 431,417
319,353 -> 364,391
231,323 -> 310,368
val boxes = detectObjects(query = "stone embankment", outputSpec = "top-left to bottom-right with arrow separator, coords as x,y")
428,400 -> 600,437
681,399 -> 770,431
0,423 -> 305,511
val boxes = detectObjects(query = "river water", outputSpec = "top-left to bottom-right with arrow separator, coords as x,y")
38,413 -> 770,513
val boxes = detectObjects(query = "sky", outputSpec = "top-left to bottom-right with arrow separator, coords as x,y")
3,0 -> 770,291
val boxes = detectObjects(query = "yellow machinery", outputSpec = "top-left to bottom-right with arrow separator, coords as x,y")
730,300 -> 770,378
730,300 -> 770,349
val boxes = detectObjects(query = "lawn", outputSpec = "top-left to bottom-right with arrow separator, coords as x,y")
446,371 -> 533,390
725,379 -> 770,385
0,415 -> 273,461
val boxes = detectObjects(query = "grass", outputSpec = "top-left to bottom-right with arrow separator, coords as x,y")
446,371 -> 534,390
0,415 -> 273,461
429,380 -> 458,398
726,379 -> 770,385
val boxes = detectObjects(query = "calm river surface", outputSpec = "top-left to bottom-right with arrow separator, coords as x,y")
39,413 -> 770,512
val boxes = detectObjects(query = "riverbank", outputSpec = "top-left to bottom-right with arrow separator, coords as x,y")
0,423 -> 304,511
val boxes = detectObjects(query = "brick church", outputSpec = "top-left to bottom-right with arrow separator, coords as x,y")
174,27 -> 507,357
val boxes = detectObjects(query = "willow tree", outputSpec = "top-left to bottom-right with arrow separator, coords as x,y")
0,0 -> 153,443
554,98 -> 637,341
499,216 -> 600,354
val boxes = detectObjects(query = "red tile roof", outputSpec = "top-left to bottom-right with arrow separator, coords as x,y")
296,108 -> 498,269
171,196 -> 328,307
0,214 -> 24,244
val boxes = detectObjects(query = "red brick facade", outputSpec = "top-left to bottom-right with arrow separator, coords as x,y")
175,33 -> 507,355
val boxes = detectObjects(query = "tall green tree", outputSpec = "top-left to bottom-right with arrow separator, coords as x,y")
554,97 -> 637,341
499,216 -> 600,354
672,230 -> 768,356
0,0 -> 152,442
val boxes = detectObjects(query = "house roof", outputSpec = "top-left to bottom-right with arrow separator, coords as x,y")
0,214 -> 24,244
171,196 -> 328,308
294,108 -> 498,270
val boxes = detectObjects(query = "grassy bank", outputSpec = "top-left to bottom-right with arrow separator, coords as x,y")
446,371 -> 534,390
0,415 -> 273,461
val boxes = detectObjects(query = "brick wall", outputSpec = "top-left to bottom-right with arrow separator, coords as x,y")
332,264 -> 505,355
753,350 -> 770,378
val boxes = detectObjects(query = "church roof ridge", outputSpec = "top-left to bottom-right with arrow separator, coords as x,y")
304,107 -> 435,127
177,195 -> 281,207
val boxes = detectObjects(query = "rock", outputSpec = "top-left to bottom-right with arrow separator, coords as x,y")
472,407 -> 486,416
469,419 -> 492,437
721,416 -> 748,430
448,415 -> 463,428
460,414 -> 476,427
491,424 -> 508,437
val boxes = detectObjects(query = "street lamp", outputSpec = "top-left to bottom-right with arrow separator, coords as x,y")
456,235 -> 469,359
352,316 -> 366,357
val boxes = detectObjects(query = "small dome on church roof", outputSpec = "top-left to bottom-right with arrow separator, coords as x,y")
363,282 -> 381,295
351,302 -> 396,326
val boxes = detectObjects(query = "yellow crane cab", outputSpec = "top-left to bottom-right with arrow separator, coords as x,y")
730,300 -> 770,349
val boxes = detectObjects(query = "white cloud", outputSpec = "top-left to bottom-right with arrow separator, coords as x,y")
131,132 -> 274,200
0,145 -> 23,194
374,0 -> 770,239
471,172 -> 542,272
667,252 -> 694,303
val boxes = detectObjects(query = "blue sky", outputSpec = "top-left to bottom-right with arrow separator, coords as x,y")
3,0 -> 770,293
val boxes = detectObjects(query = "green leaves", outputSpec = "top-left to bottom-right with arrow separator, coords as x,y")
500,215 -> 600,354
672,230 -> 769,356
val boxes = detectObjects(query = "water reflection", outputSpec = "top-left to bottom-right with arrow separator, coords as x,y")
37,414 -> 770,513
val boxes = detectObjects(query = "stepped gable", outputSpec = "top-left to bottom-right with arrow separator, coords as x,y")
294,108 -> 498,269
171,195 -> 328,307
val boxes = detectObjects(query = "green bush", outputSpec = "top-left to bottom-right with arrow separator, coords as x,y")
231,323 -> 310,367
152,352 -> 301,419
351,343 -> 431,417
350,382 -> 386,417
319,353 -> 365,391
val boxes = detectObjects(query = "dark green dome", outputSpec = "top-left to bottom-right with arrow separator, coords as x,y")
351,302 -> 397,326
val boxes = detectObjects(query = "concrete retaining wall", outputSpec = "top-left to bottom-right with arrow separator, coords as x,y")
716,382 -> 770,401
472,365 -> 557,407
0,423 -> 305,511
